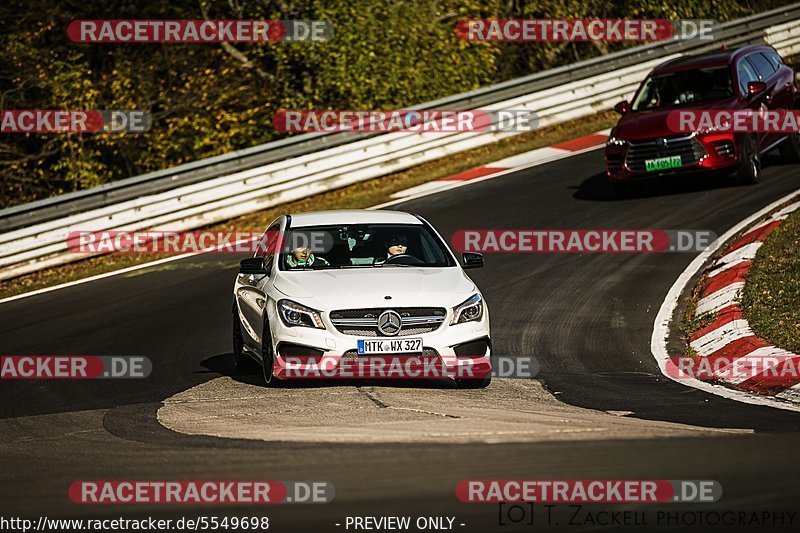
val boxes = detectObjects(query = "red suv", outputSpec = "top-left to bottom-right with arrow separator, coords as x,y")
605,45 -> 800,196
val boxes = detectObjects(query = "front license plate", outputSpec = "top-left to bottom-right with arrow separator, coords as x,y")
357,338 -> 423,355
644,155 -> 682,172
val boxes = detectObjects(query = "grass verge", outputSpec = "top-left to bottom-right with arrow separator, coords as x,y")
2,111 -> 616,300
740,204 -> 800,353
679,267 -> 717,345
681,282 -> 717,341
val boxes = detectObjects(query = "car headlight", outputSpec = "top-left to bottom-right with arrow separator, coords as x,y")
451,294 -> 484,325
606,135 -> 627,147
277,299 -> 325,329
698,120 -> 730,135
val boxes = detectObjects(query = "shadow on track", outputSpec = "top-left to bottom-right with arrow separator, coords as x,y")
571,153 -> 787,202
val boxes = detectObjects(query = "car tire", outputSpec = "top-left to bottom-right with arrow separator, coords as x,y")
232,307 -> 251,372
779,133 -> 800,163
455,375 -> 491,389
612,181 -> 639,199
261,320 -> 277,386
734,135 -> 761,185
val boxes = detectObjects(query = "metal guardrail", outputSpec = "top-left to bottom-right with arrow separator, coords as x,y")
2,4 -> 800,281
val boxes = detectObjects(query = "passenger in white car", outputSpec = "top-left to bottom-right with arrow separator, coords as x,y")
285,246 -> 329,268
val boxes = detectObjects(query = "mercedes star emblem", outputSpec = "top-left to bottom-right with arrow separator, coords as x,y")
377,310 -> 402,336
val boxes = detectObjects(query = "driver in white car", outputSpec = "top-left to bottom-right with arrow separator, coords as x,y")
375,233 -> 414,264
386,233 -> 408,257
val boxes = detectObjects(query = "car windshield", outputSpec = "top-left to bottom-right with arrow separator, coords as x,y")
631,67 -> 734,111
278,223 -> 456,270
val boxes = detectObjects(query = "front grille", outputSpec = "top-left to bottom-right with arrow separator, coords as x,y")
338,349 -> 444,377
625,135 -> 705,172
329,307 -> 446,337
340,348 -> 441,360
606,154 -> 623,173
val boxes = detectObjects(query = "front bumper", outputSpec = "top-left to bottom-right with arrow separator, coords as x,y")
605,133 -> 740,182
269,307 -> 491,380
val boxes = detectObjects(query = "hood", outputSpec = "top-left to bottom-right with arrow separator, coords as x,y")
613,98 -> 740,141
272,267 -> 476,310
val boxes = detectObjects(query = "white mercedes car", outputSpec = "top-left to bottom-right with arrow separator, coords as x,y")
232,209 -> 491,388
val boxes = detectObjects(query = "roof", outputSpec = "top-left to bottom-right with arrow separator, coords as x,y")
288,209 -> 421,227
652,44 -> 776,74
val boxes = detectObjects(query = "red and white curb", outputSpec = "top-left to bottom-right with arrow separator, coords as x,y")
687,200 -> 800,401
386,131 -> 610,202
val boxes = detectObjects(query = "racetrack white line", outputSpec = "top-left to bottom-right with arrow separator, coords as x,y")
0,236 -> 256,305
650,188 -> 800,413
0,252 -> 198,305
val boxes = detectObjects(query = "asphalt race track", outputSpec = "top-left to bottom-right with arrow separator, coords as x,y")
2,148 -> 800,531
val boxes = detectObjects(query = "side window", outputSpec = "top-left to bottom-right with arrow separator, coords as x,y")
737,60 -> 760,95
419,230 -> 447,265
747,53 -> 776,81
764,51 -> 783,70
256,223 -> 281,271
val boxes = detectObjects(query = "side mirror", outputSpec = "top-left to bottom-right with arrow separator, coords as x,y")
614,100 -> 630,114
239,257 -> 268,275
747,81 -> 766,96
461,252 -> 484,269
